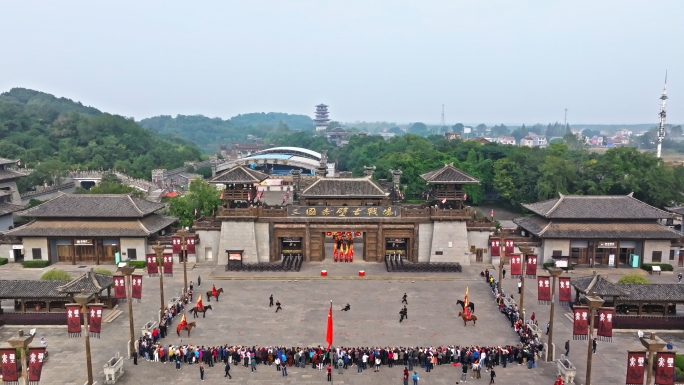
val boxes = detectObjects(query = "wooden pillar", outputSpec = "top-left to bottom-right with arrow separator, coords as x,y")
615,240 -> 620,268
304,224 -> 311,262
71,238 -> 76,265
664,302 -> 668,318
638,302 -> 642,316
107,286 -> 112,309
20,299 -> 25,313
412,224 -> 419,263
377,225 -> 384,264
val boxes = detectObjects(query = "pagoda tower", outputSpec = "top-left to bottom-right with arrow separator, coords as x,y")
314,104 -> 330,131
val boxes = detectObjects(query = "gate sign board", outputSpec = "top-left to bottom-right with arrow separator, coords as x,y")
288,206 -> 401,218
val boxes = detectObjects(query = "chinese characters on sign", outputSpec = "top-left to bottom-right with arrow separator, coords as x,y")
28,347 -> 46,383
1,348 -> 18,382
89,304 -> 104,338
288,206 -> 401,218
626,351 -> 646,385
573,307 -> 589,340
66,304 -> 82,338
537,276 -> 551,304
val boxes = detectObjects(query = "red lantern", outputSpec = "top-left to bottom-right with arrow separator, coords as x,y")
346,232 -> 352,236
336,232 -> 342,236
355,231 -> 361,237
326,232 -> 332,236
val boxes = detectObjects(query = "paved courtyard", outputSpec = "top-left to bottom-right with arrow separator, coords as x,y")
1,261 -> 682,384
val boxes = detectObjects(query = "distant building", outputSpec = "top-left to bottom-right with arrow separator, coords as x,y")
0,158 -> 25,231
589,135 -> 604,146
520,135 -> 547,148
445,132 -> 461,141
314,104 -> 330,131
325,127 -> 352,146
497,136 -> 516,145
608,135 -> 630,147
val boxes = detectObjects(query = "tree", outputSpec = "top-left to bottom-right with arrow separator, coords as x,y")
196,166 -> 213,179
168,179 -> 223,227
617,274 -> 649,284
671,125 -> 683,137
74,173 -> 145,198
491,124 -> 509,137
408,122 -> 428,135
387,127 -> 404,135
452,123 -> 465,133
511,125 -> 529,142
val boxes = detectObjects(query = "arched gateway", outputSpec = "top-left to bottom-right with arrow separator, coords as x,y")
197,162 -> 490,266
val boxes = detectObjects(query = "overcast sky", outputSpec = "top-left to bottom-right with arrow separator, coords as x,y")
1,1 -> 681,125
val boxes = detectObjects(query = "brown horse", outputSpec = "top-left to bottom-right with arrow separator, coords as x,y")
176,322 -> 196,337
206,288 -> 224,302
458,311 -> 477,326
191,305 -> 213,318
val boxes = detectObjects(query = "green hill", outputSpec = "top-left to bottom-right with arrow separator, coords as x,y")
139,112 -> 313,153
0,88 -> 203,183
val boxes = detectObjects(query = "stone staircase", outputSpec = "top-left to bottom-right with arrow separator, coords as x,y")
103,306 -> 123,323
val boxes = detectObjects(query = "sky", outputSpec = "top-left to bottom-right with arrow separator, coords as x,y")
0,1 -> 682,125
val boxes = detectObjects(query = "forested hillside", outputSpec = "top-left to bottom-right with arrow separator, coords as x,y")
139,112 -> 313,153
0,88 -> 203,183
328,134 -> 684,210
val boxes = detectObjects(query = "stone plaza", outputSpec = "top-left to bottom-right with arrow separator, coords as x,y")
1,261 -> 682,385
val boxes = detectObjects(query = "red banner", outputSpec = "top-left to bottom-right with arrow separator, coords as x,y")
132,274 -> 143,300
27,347 -> 46,384
490,239 -> 500,257
655,352 -> 676,385
1,348 -> 18,382
146,254 -> 158,275
172,236 -> 181,254
66,304 -> 82,337
573,306 -> 589,340
163,253 -> 173,277
510,254 -> 522,278
89,304 -> 104,338
187,237 -> 196,254
113,275 -> 126,299
537,276 -> 550,304
526,255 -> 538,278
626,351 -> 646,385
559,277 -> 572,305
504,239 -> 514,256
597,308 -> 613,342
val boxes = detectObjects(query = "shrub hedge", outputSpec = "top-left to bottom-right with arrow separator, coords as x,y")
641,263 -> 674,272
22,260 -> 50,268
128,261 -> 146,269
40,270 -> 72,280
93,268 -> 113,275
0,257 -> 7,266
617,274 -> 649,284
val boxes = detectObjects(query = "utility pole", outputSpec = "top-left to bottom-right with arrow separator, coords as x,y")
656,72 -> 668,159
178,229 -> 189,295
152,241 -> 166,319
584,293 -> 605,385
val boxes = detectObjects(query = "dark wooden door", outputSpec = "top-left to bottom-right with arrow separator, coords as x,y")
102,246 -> 118,262
57,245 -> 74,263
309,232 -> 324,261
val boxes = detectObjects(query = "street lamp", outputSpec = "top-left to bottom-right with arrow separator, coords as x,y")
73,289 -> 96,385
117,264 -> 136,358
152,241 -> 165,318
518,246 -> 533,320
640,332 -> 667,385
178,228 -> 189,296
584,292 -> 605,385
546,266 -> 564,361
6,329 -> 35,385
496,230 -> 510,293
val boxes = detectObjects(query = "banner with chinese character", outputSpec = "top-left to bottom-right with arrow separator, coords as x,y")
526,255 -> 538,278
573,306 -> 589,340
505,239 -> 514,257
187,237 -> 196,255
113,275 -> 126,300
132,274 -> 142,302
1,348 -> 18,383
655,352 -> 675,385
597,308 -> 613,342
27,347 -> 46,385
288,205 -> 400,218
163,253 -> 173,277
510,254 -> 522,278
626,351 -> 646,385
172,237 -> 181,254
66,304 -> 81,338
559,277 -> 572,306
89,304 -> 104,338
537,276 -> 551,304
490,239 -> 500,257
146,254 -> 158,276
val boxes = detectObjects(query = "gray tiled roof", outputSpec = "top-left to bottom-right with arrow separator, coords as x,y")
0,280 -> 70,299
419,164 -> 480,184
572,275 -> 630,297
17,194 -> 165,218
618,284 -> 684,302
56,271 -> 113,294
6,214 -> 175,237
513,217 -> 684,240
0,202 -> 25,216
523,194 -> 672,219
665,206 -> 684,216
0,158 -> 18,166
0,168 -> 26,181
209,166 -> 269,184
300,176 -> 388,197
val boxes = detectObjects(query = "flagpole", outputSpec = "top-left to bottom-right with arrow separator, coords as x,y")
330,299 -> 333,385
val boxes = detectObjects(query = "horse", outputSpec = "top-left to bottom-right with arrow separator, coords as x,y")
206,288 -> 224,302
456,300 -> 475,313
176,321 -> 196,337
458,311 -> 477,327
191,305 -> 213,318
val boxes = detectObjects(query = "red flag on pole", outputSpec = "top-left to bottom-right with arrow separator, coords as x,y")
132,275 -> 142,301
559,277 -> 572,306
537,276 -> 551,304
573,307 -> 589,340
146,254 -> 158,276
510,254 -> 522,278
441,197 -> 447,204
89,304 -> 104,338
626,351 -> 646,385
655,352 -> 676,385
490,239 -> 500,257
0,348 -> 18,382
597,308 -> 613,342
172,237 -> 181,254
27,347 -> 46,384
163,254 -> 173,277
113,275 -> 126,299
326,302 -> 333,349
66,304 -> 82,338
526,255 -> 538,278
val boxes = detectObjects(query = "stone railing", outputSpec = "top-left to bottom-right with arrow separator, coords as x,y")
430,207 -> 469,219
20,182 -> 76,199
557,355 -> 576,384
217,207 -> 258,218
401,207 -> 430,218
193,219 -> 222,230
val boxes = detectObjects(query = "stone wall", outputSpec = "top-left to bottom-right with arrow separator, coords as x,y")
218,221 -> 259,264
120,238 -> 147,262
22,237 -> 48,261
643,240 -> 672,264
429,222 -> 470,265
417,223 -> 433,262
194,229 -> 221,263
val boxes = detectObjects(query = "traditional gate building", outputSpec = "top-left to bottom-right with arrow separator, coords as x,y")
197,163 -> 494,265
